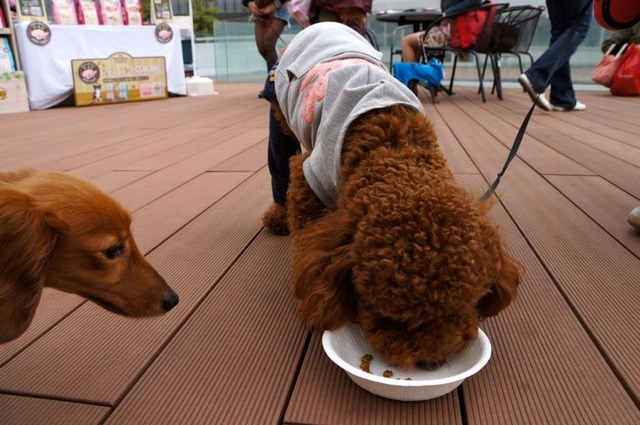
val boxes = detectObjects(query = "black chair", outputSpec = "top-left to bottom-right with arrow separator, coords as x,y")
389,24 -> 415,68
418,2 -> 510,102
478,5 -> 545,100
365,26 -> 380,51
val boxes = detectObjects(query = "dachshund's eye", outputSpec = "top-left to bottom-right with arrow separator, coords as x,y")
104,243 -> 124,259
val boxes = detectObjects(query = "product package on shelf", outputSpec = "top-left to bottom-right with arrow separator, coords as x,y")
99,0 -> 123,25
0,37 -> 16,72
76,0 -> 101,24
50,0 -> 78,24
121,0 -> 142,25
1,6 -> 6,28
152,0 -> 172,22
0,71 -> 30,114
16,0 -> 48,22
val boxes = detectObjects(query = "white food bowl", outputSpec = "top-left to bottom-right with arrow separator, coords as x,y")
322,323 -> 491,401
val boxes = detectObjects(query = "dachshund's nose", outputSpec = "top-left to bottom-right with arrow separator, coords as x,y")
163,290 -> 179,311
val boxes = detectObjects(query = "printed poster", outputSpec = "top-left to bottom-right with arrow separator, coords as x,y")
71,52 -> 168,106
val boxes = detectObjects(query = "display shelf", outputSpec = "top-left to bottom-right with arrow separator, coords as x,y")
0,0 -> 21,70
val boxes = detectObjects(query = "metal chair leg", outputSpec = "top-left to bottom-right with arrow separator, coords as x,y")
471,51 -> 486,103
449,54 -> 459,94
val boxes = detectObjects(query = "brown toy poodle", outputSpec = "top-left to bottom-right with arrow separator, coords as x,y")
262,23 -> 520,368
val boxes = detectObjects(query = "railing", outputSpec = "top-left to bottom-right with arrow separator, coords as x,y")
193,14 -> 613,87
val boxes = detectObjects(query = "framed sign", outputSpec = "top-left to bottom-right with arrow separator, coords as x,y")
15,0 -> 48,22
151,0 -> 173,23
71,52 -> 168,106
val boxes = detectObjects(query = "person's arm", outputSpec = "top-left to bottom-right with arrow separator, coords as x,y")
601,28 -> 632,53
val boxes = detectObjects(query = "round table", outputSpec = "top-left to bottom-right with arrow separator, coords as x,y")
375,8 -> 443,32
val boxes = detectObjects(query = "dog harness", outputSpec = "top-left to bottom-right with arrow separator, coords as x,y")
274,22 -> 424,208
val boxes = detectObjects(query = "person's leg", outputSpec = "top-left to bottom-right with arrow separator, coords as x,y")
401,32 -> 422,62
547,1 -> 592,109
267,106 -> 299,206
263,106 -> 300,235
524,0 -> 591,96
254,17 -> 284,71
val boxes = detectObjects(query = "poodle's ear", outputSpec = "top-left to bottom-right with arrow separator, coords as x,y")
291,209 -> 357,331
0,190 -> 58,343
476,248 -> 520,318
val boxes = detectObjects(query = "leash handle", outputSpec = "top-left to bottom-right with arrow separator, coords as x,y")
480,0 -> 593,201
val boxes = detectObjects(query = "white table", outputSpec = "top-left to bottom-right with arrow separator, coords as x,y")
14,23 -> 187,110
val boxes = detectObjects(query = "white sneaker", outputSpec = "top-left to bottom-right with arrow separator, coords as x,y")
628,206 -> 640,231
552,101 -> 586,112
517,73 -> 552,111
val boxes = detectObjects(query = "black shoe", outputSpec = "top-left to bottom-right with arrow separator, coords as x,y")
258,90 -> 264,98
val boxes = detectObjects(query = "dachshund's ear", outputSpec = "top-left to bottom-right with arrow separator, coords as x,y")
0,190 -> 58,343
476,249 -> 520,318
291,209 -> 357,331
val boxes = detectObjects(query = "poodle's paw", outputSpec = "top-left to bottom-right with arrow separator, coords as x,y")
262,203 -> 290,235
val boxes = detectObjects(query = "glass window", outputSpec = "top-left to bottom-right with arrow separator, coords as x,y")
171,0 -> 190,16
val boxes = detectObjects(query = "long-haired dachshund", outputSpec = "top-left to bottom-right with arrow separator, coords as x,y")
262,23 -> 520,368
0,169 -> 179,343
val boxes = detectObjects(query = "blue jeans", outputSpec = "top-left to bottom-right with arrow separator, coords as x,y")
262,63 -> 300,206
524,0 -> 592,109
267,107 -> 299,205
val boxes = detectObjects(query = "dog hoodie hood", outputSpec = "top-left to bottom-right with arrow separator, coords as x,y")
274,22 -> 424,208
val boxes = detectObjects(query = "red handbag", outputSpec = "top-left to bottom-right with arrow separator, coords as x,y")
610,43 -> 640,96
450,8 -> 489,49
591,44 -> 627,87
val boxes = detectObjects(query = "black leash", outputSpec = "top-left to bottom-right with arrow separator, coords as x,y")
480,0 -> 593,202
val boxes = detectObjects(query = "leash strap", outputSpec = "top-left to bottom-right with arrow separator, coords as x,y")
480,0 -> 593,202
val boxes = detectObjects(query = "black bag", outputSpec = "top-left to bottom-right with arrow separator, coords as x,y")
489,22 -> 520,52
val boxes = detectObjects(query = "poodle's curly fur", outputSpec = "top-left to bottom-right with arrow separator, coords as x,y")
267,104 -> 520,369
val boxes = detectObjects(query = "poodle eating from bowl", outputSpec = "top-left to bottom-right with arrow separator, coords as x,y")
262,22 -> 520,368
0,168 -> 179,343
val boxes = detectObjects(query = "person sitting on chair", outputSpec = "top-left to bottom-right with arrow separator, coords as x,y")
401,0 -> 482,62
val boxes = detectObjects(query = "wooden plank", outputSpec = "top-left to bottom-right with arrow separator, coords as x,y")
105,232 -> 305,425
85,170 -> 152,193
0,127 -> 155,171
111,129 -> 268,212
67,128 -> 220,180
284,334 -> 463,425
546,175 -> 640,256
423,102 -> 479,175
44,127 -> 212,172
440,103 -> 640,401
0,289 -> 83,365
454,90 -> 594,176
457,175 -> 640,425
209,139 -> 268,172
528,125 -> 640,199
116,130 -> 228,172
0,395 -> 109,425
132,171 -> 254,253
0,170 -> 272,404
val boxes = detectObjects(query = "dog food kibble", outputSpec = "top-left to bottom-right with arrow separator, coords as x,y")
360,354 -> 373,373
360,354 -> 404,379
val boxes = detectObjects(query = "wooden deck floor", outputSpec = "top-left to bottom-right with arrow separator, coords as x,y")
0,83 -> 638,425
